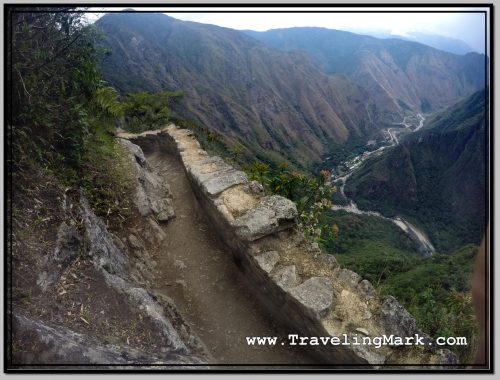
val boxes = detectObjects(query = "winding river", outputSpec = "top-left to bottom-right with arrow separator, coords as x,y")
331,113 -> 435,257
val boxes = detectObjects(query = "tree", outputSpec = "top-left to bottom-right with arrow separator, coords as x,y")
122,91 -> 184,133
8,7 -> 105,168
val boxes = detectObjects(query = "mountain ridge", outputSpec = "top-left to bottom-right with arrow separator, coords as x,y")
245,27 -> 485,114
345,89 -> 487,252
97,13 -> 381,168
97,13 -> 485,171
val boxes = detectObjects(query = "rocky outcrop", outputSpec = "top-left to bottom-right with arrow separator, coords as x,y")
24,166 -> 210,367
119,125 -> 458,367
119,138 -> 175,222
12,312 -> 207,368
80,195 -> 127,275
36,222 -> 83,291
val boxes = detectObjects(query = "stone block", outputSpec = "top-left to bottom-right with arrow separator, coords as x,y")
272,265 -> 299,291
288,277 -> 334,319
254,251 -> 280,273
200,169 -> 248,197
337,268 -> 362,288
357,279 -> 376,300
233,195 -> 297,241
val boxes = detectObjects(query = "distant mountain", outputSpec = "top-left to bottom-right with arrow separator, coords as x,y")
394,31 -> 477,56
97,14 -> 486,170
344,89 -> 487,252
245,27 -> 485,115
96,13 -> 379,169
353,29 -> 477,55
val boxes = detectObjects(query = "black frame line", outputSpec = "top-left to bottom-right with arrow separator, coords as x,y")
4,2 -> 494,374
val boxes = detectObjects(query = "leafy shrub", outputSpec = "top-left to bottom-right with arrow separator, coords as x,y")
122,91 -> 184,133
244,162 -> 336,242
8,8 -> 133,230
9,8 -> 104,170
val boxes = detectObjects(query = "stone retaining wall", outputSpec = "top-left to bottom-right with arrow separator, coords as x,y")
118,125 -> 458,367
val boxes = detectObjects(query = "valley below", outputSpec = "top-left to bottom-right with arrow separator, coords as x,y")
331,113 -> 435,256
7,8 -> 488,369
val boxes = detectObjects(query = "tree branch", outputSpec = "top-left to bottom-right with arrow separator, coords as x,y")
15,66 -> 31,103
31,32 -> 81,71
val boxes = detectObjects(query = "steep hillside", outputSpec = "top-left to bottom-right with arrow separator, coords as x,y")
246,28 -> 485,117
96,13 -> 379,169
345,89 -> 487,252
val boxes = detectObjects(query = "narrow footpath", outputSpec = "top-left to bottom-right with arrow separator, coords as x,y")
146,150 -> 318,366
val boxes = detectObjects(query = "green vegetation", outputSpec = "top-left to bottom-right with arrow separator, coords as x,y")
81,120 -> 134,224
8,8 -> 133,229
345,90 -> 486,252
8,8 -> 482,365
319,136 -> 374,168
98,12 -> 403,172
380,245 -> 479,364
331,185 -> 349,206
319,210 -> 479,363
122,91 -> 184,133
321,211 -> 421,285
239,146 -> 480,364
10,8 -> 103,171
7,7 -> 203,229
419,89 -> 486,134
243,162 -> 335,242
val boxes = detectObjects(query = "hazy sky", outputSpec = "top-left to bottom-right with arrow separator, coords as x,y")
88,7 -> 488,54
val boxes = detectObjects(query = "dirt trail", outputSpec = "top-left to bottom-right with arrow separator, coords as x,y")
147,150 -> 318,366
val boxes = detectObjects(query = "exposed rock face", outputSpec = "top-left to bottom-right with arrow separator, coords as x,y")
380,296 -> 418,338
247,180 -> 265,195
119,138 -> 175,222
16,171 -> 210,367
219,186 -> 260,218
100,271 -> 191,353
337,268 -> 362,288
13,312 -> 207,367
200,168 -> 248,198
80,195 -> 127,275
437,349 -> 459,366
357,279 -> 376,300
37,222 -> 82,291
